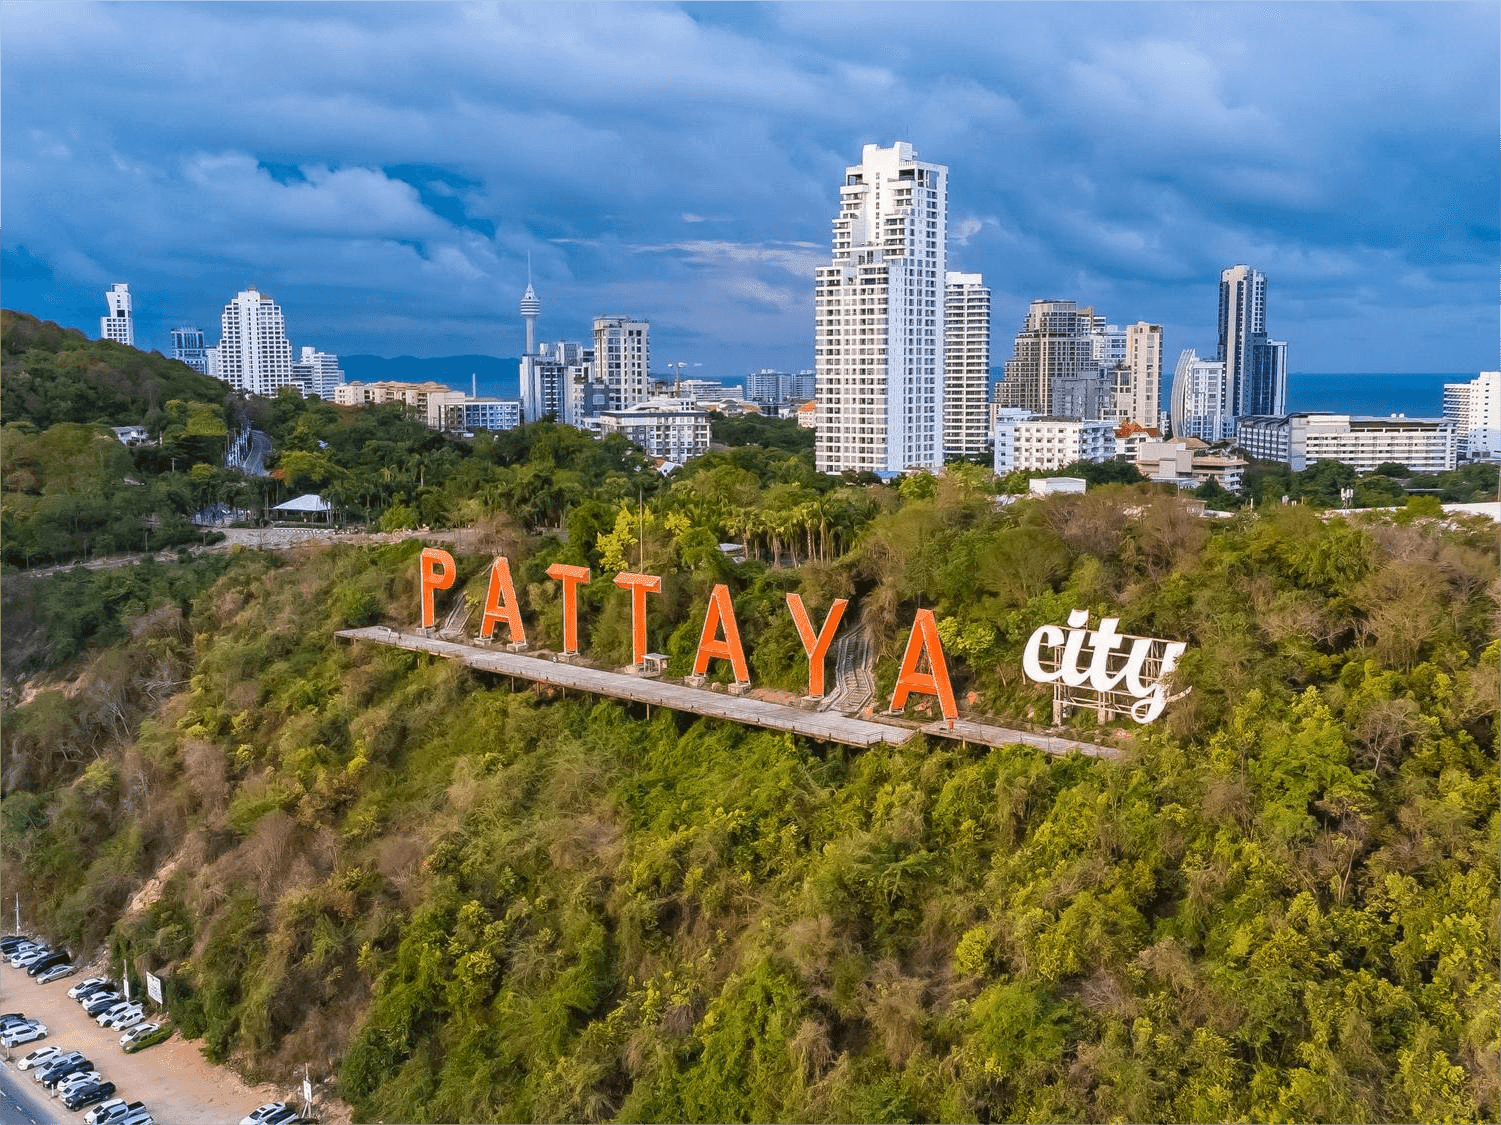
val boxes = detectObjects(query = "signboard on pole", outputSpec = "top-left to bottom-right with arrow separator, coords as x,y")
145,971 -> 163,1005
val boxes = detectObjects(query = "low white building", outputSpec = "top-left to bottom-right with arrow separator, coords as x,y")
993,411 -> 1115,474
1029,477 -> 1087,496
430,396 -> 521,433
1444,371 -> 1500,459
599,398 -> 711,462
1237,413 -> 1457,473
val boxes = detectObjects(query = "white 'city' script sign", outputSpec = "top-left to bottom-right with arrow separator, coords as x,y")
1022,610 -> 1189,724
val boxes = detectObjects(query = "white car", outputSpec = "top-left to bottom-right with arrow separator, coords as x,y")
0,1020 -> 47,1047
7,943 -> 39,965
56,1070 -> 103,1098
69,977 -> 111,1000
119,1023 -> 159,1050
17,1044 -> 62,1071
101,1005 -> 144,1031
36,963 -> 75,985
239,1102 -> 299,1125
95,1002 -> 135,1027
12,947 -> 48,968
85,1099 -> 139,1125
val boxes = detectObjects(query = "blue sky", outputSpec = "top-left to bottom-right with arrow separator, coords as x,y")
3,1 -> 1496,378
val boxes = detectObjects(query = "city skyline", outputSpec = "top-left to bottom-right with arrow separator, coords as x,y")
2,2 -> 1496,377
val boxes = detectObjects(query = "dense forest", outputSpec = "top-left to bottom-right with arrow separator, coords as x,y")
1,315 -> 1497,1122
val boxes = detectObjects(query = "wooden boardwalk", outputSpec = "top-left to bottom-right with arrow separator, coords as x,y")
337,627 -> 1119,759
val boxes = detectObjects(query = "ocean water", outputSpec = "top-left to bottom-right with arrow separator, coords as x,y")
413,362 -> 1472,420
1283,373 -> 1469,418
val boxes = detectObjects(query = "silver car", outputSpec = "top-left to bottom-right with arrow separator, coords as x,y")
86,1100 -> 146,1125
119,1022 -> 159,1048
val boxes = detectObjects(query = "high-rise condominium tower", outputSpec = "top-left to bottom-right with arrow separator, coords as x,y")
101,283 -> 134,347
1171,348 -> 1230,442
171,326 -> 209,375
217,288 -> 294,397
1124,322 -> 1163,428
594,316 -> 650,410
293,347 -> 345,400
943,272 -> 991,458
996,300 -> 1098,416
815,141 -> 947,475
1218,264 -> 1287,420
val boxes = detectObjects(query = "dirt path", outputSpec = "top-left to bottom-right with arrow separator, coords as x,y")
0,962 -> 350,1124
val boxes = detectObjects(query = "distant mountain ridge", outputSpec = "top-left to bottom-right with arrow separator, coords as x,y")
341,354 -> 520,399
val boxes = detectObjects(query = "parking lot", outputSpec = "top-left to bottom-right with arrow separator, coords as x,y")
0,960 -> 347,1124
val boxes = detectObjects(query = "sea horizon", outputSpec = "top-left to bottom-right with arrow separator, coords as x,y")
345,355 -> 1478,422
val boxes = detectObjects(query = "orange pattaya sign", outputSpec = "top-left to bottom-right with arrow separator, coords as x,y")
693,583 -> 750,682
785,594 -> 848,698
478,556 -> 526,644
419,547 -> 457,628
545,563 -> 591,655
613,571 -> 663,667
889,608 -> 957,726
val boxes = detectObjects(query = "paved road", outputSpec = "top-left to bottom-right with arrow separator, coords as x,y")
0,1063 -> 63,1125
244,430 -> 272,478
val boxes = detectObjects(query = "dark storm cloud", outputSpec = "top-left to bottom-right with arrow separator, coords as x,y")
1,1 -> 1495,375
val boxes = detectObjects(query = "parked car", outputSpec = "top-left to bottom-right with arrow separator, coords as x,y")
36,962 -> 75,984
28,952 -> 71,977
0,1012 -> 34,1031
240,1102 -> 300,1125
86,1099 -> 144,1125
56,1070 -> 104,1098
75,981 -> 119,1004
119,1023 -> 161,1050
40,1059 -> 94,1090
65,1081 -> 119,1112
1,1020 -> 47,1047
70,977 -> 112,1000
33,1051 -> 84,1081
7,942 -> 39,964
117,1105 -> 155,1125
36,1053 -> 90,1087
0,935 -> 34,955
13,946 -> 50,968
100,1005 -> 144,1031
17,1044 -> 62,1071
83,993 -> 124,1017
95,1002 -> 136,1027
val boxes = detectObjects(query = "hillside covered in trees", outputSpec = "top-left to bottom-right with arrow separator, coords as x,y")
2,402 -> 1495,1123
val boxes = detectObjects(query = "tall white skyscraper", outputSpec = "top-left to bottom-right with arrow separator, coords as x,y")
1170,348 -> 1230,442
100,283 -> 134,347
1218,264 -> 1287,419
594,316 -> 650,410
943,272 -> 991,458
170,326 -> 208,374
217,288 -> 294,396
1444,370 -> 1501,458
815,141 -> 947,475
